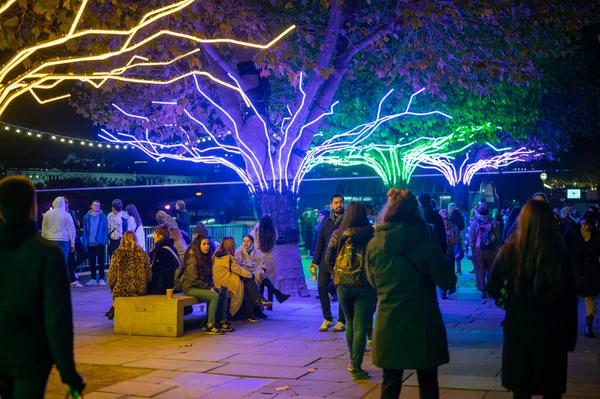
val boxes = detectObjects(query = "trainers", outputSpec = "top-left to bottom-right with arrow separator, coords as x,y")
332,321 -> 346,332
244,317 -> 260,323
319,320 -> 334,332
206,323 -> 224,335
347,363 -> 353,371
71,281 -> 83,288
86,279 -> 97,286
98,279 -> 106,286
366,339 -> 372,346
351,369 -> 369,380
220,321 -> 235,332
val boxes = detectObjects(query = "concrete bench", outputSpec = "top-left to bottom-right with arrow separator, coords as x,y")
114,294 -> 207,338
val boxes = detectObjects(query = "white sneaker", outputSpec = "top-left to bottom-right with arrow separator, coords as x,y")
332,321 -> 346,332
71,281 -> 83,288
319,320 -> 334,332
99,279 -> 106,286
86,279 -> 97,286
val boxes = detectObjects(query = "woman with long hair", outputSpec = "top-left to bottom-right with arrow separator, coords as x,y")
366,189 -> 456,399
488,200 -> 577,399
125,204 -> 146,252
565,210 -> 600,338
325,202 -> 374,380
156,210 -> 178,229
236,234 -> 291,319
182,235 -> 232,335
106,231 -> 152,320
251,214 -> 279,306
213,237 -> 272,322
169,226 -> 188,263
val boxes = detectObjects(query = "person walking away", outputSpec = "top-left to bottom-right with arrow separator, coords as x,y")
311,194 -> 347,332
366,189 -> 457,399
468,203 -> 499,298
213,237 -> 272,322
169,226 -> 188,263
251,214 -> 282,310
502,206 -> 521,244
236,235 -> 290,319
565,211 -> 600,338
107,199 -> 129,257
183,235 -> 233,334
532,192 -> 565,235
175,200 -> 191,238
439,209 -> 461,299
0,176 -> 86,398
325,202 -> 375,380
487,200 -> 577,399
125,204 -> 146,252
417,193 -> 447,254
64,198 -> 88,287
311,209 -> 330,261
301,207 -> 316,257
105,232 -> 152,321
41,197 -> 75,267
82,200 -> 109,286
147,224 -> 180,294
448,203 -> 465,274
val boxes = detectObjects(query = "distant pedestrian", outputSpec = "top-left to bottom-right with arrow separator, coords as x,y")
64,197 -> 88,288
325,202 -> 375,380
311,209 -> 330,258
560,207 -> 577,233
439,209 -> 460,299
125,204 -> 146,252
448,203 -> 465,274
107,199 -> 129,257
417,193 -> 447,254
488,200 -> 577,399
565,211 -> 600,338
147,223 -> 180,294
468,202 -> 500,298
82,200 -> 109,286
106,231 -> 152,320
301,207 -> 316,256
41,197 -> 75,265
175,200 -> 190,236
366,189 -> 456,399
0,176 -> 86,398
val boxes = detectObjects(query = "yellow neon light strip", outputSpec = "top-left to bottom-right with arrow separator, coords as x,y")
0,0 -> 17,15
28,89 -> 71,104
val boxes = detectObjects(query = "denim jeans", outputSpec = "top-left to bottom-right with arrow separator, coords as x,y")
318,270 -> 345,323
185,288 -> 227,324
53,240 -> 70,276
337,285 -> 377,371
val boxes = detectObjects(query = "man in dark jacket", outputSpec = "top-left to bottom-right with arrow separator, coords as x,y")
0,176 -> 85,398
175,200 -> 191,237
311,194 -> 346,332
64,198 -> 88,288
418,193 -> 447,254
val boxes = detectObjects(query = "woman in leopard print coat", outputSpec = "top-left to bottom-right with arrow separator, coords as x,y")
108,231 -> 152,299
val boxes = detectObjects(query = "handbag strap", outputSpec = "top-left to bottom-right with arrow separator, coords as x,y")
163,246 -> 181,268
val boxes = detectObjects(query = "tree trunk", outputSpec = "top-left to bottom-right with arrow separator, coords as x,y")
450,183 -> 469,210
255,188 -> 309,297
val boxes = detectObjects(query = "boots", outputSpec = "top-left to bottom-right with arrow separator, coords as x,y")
584,315 -> 595,338
274,289 -> 291,304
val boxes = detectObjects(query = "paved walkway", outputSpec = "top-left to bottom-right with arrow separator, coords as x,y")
66,260 -> 599,399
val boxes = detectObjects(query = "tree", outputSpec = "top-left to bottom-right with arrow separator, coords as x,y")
2,0 -> 598,294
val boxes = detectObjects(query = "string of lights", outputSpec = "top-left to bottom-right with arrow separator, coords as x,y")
0,121 -> 131,150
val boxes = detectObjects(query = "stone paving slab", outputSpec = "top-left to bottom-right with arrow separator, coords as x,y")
208,363 -> 311,379
164,372 -> 239,388
98,381 -> 176,397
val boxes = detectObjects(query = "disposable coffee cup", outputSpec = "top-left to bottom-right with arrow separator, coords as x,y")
166,289 -> 174,299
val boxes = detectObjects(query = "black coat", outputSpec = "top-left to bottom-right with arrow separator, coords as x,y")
564,227 -> 600,297
175,210 -> 191,235
487,244 -> 577,395
449,209 -> 465,231
0,220 -> 84,389
148,238 -> 180,294
312,216 -> 342,273
422,206 -> 448,254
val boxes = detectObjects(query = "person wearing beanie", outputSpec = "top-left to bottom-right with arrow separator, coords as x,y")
0,176 -> 85,398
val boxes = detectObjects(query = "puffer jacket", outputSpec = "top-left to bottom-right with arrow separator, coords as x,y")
325,225 -> 374,287
181,248 -> 214,293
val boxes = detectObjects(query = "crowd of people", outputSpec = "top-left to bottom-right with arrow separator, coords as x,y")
1,173 -> 599,399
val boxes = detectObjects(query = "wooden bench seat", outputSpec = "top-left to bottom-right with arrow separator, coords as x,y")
114,294 -> 207,337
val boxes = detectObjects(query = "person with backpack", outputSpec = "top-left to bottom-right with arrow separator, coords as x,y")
107,199 -> 129,257
147,224 -> 180,294
439,209 -> 461,299
324,202 -> 375,380
366,189 -> 456,398
468,202 -> 499,298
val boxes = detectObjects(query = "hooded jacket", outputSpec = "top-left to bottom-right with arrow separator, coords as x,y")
366,222 -> 457,370
325,225 -> 374,287
0,219 -> 84,389
41,197 -> 76,245
82,209 -> 109,247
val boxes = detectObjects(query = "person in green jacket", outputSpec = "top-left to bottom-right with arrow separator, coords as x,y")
366,189 -> 457,399
0,176 -> 85,399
